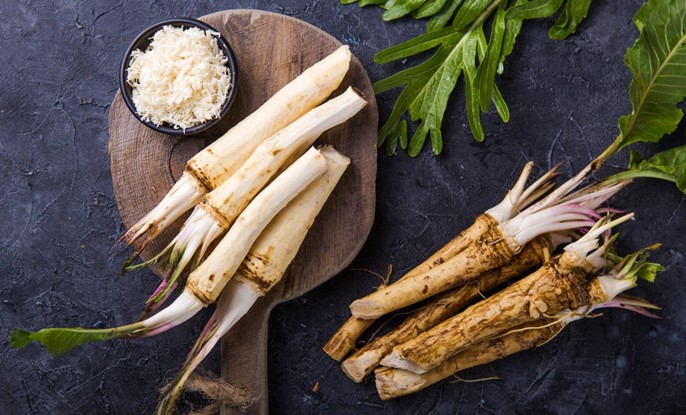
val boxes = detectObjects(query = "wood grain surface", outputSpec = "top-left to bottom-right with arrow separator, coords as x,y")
108,9 -> 377,414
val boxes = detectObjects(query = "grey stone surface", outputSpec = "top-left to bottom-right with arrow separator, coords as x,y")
1,0 -> 685,414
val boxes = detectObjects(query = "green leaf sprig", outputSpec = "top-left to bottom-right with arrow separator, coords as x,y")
374,0 -> 509,156
344,0 -> 593,156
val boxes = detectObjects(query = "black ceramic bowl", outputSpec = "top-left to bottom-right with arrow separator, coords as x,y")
119,18 -> 238,136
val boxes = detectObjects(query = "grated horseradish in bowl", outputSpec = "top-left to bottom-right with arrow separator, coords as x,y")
119,18 -> 238,135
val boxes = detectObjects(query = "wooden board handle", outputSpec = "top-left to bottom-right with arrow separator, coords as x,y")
221,298 -> 272,415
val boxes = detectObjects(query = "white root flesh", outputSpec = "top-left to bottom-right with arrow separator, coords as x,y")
186,147 -> 328,304
236,146 -> 351,294
203,87 -> 364,226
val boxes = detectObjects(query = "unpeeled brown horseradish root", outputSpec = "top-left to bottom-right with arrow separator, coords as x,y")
324,161 -> 560,361
374,295 -> 659,400
340,234 -> 556,383
373,241 -> 663,397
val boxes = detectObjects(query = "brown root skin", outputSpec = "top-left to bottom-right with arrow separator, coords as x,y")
233,272 -> 270,296
324,214 -> 496,361
383,256 -> 591,374
375,321 -> 562,400
186,151 -> 233,190
350,223 -> 516,320
323,270 -> 391,361
186,282 -> 214,305
341,235 -> 552,382
405,214 -> 497,278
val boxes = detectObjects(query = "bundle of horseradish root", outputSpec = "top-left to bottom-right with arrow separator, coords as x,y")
11,46 -> 368,414
325,162 -> 663,399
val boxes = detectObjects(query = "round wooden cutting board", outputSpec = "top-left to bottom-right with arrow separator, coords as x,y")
108,9 -> 377,415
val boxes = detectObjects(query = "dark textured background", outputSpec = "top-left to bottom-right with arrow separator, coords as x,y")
1,0 -> 685,414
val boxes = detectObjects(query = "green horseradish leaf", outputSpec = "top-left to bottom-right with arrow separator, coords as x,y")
617,0 -> 686,149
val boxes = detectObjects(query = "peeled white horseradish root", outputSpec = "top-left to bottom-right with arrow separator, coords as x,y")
134,87 -> 367,309
122,45 -> 353,249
